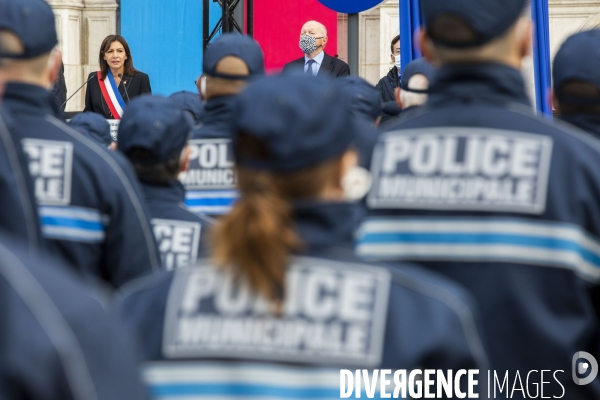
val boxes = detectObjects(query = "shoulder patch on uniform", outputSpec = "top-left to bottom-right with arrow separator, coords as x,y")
21,138 -> 73,205
151,219 -> 201,270
162,257 -> 391,366
368,128 -> 553,214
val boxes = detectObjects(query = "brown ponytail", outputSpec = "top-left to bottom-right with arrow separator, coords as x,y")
211,134 -> 343,304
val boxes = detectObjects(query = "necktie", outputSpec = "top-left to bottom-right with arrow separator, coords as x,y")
305,59 -> 316,76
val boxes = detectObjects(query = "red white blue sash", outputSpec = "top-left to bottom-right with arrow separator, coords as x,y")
97,70 -> 126,119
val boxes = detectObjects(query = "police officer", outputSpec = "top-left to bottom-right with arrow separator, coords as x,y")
333,76 -> 383,126
552,29 -> 600,138
169,91 -> 204,127
117,75 -> 489,398
357,0 -> 600,397
0,0 -> 161,288
184,33 -> 265,216
68,112 -> 114,149
0,233 -> 149,400
118,96 -> 214,270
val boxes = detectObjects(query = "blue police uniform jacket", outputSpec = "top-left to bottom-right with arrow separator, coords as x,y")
357,63 -> 600,398
0,234 -> 148,400
141,180 -> 214,270
3,83 -> 161,288
560,113 -> 600,140
184,96 -> 238,216
0,110 -> 43,253
117,201 -> 489,399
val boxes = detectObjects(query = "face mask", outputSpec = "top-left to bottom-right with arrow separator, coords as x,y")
393,54 -> 401,69
300,35 -> 319,55
341,166 -> 372,201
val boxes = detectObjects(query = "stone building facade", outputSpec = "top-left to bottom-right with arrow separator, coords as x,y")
49,0 -> 600,111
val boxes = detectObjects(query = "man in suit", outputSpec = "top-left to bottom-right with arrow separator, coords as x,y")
282,20 -> 350,78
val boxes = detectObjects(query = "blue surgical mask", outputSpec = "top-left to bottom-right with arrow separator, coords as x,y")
393,54 -> 401,69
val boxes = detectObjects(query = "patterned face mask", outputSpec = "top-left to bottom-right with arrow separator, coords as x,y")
299,34 -> 319,55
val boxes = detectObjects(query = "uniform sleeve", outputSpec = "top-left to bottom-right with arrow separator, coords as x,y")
0,112 -> 43,253
102,152 -> 162,287
77,310 -> 151,400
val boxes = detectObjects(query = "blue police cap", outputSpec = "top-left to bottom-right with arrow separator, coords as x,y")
553,29 -> 600,105
69,112 -> 113,147
401,58 -> 436,93
333,76 -> 382,122
203,33 -> 265,80
0,0 -> 58,59
118,95 -> 192,164
233,75 -> 361,172
422,0 -> 527,48
169,91 -> 205,125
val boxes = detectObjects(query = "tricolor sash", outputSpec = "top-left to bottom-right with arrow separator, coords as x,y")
97,70 -> 126,119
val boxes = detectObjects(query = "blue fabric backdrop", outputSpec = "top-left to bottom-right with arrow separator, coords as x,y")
121,0 -> 222,96
399,0 -> 421,73
531,0 -> 552,116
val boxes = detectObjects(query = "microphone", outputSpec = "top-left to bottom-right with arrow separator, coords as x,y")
61,72 -> 96,109
118,74 -> 131,104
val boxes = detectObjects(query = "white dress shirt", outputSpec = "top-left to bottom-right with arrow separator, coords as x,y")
304,51 -> 325,76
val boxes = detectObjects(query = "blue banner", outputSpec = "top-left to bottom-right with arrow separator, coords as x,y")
531,0 -> 552,117
400,0 -> 422,73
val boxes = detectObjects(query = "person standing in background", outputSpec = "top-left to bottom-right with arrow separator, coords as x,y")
282,20 -> 350,78
0,2 -> 161,287
84,35 -> 151,119
376,35 -> 402,124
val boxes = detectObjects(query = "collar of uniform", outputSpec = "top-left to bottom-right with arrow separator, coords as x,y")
293,201 -> 364,251
428,62 -> 531,108
3,82 -> 60,117
198,95 -> 238,136
141,180 -> 186,206
560,113 -> 600,139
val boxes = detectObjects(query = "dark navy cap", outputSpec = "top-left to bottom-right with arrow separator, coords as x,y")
118,95 -> 192,164
422,0 -> 527,48
202,33 -> 265,80
553,30 -> 600,105
0,0 -> 58,59
333,76 -> 382,122
233,75 -> 362,172
69,112 -> 113,147
401,58 -> 436,93
169,91 -> 205,125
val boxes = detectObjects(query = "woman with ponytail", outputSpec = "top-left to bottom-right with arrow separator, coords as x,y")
117,74 -> 489,398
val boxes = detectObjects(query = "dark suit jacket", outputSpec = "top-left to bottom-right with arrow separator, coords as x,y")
282,52 -> 350,78
84,70 -> 151,118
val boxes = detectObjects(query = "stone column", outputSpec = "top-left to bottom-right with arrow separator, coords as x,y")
358,4 -> 381,84
549,0 -> 600,59
358,0 -> 398,85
